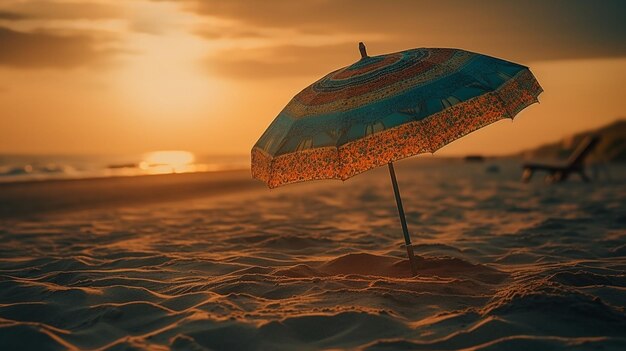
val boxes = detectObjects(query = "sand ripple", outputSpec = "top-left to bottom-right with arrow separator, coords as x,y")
1,160 -> 625,350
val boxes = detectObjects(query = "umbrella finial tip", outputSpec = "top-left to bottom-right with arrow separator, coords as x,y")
359,42 -> 368,58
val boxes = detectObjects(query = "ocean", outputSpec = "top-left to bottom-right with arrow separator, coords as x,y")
0,152 -> 250,182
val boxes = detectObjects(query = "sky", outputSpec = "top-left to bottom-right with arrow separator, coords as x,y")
0,0 -> 625,156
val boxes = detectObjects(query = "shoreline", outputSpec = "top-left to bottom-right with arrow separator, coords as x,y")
0,169 -> 265,219
0,157 -> 455,220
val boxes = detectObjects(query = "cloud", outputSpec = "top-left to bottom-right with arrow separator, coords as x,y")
206,43 -> 357,79
0,10 -> 26,20
195,28 -> 265,40
0,26 -> 116,69
0,1 -> 124,21
164,0 -> 626,78
172,0 -> 626,56
0,1 -> 180,36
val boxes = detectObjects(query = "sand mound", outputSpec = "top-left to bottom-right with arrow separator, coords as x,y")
320,253 -> 407,277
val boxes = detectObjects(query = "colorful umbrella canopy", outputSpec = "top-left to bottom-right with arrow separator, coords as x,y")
252,43 -> 542,274
252,44 -> 542,188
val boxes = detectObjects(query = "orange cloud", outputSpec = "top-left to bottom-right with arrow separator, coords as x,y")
0,27 -> 117,68
0,1 -> 124,21
167,0 -> 626,79
0,10 -> 25,20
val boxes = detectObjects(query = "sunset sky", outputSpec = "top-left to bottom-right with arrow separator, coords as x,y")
1,0 -> 625,156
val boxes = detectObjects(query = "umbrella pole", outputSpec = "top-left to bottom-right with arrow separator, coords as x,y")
388,162 -> 418,276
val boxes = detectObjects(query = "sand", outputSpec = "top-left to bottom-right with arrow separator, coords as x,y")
0,158 -> 625,350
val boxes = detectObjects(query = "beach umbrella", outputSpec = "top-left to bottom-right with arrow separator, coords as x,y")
251,43 -> 542,274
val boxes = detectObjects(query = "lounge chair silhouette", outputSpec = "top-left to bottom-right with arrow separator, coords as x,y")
522,135 -> 601,183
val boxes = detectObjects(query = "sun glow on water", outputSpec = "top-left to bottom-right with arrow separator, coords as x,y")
140,150 -> 196,174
